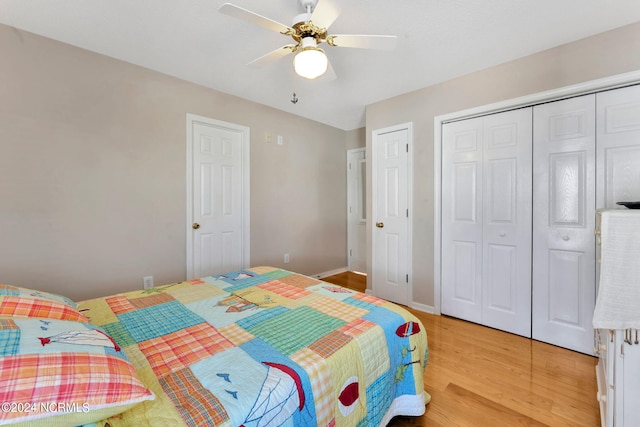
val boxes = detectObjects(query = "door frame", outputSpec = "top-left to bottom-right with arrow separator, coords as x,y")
347,147 -> 366,272
186,113 -> 250,280
433,70 -> 640,315
371,122 -> 413,305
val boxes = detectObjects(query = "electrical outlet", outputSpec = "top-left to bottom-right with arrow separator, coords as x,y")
284,253 -> 290,263
143,276 -> 154,289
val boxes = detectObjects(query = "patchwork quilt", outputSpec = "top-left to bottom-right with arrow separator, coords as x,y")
78,267 -> 429,427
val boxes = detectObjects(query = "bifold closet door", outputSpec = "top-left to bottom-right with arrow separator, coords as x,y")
442,116 -> 484,324
532,94 -> 596,354
442,109 -> 532,337
481,110 -> 532,337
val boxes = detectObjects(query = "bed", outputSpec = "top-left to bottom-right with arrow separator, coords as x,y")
0,267 -> 429,426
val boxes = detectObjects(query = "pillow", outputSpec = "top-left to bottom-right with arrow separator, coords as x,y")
0,285 -> 77,307
0,317 -> 154,426
0,284 -> 89,322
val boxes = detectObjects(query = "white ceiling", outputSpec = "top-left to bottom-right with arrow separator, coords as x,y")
2,1 -> 640,130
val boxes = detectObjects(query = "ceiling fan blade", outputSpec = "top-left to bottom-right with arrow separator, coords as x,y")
310,0 -> 340,30
328,34 -> 397,50
219,3 -> 293,34
248,45 -> 295,68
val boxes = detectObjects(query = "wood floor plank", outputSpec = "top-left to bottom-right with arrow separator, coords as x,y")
322,271 -> 600,426
437,383 -> 547,426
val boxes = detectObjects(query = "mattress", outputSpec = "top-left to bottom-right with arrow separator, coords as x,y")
77,267 -> 429,426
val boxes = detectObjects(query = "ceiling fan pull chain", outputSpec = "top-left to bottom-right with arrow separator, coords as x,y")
291,68 -> 299,104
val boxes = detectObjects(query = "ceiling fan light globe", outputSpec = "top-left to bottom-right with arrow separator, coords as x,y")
294,47 -> 328,79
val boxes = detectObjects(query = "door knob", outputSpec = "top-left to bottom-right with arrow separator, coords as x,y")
192,223 -> 200,230
376,222 -> 384,228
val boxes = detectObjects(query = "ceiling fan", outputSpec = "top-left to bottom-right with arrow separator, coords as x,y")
219,0 -> 398,79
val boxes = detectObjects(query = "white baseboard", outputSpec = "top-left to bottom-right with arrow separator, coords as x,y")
409,301 -> 436,315
313,267 -> 348,279
365,290 -> 436,315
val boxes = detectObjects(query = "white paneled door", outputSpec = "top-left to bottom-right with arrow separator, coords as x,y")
372,125 -> 411,305
532,95 -> 596,354
187,115 -> 249,279
442,116 -> 484,324
481,109 -> 532,337
347,148 -> 367,273
442,109 -> 532,337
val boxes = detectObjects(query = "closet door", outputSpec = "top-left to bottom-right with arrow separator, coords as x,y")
442,117 -> 484,324
596,85 -> 640,424
481,109 -> 532,337
532,94 -> 596,354
596,84 -> 640,209
442,109 -> 532,336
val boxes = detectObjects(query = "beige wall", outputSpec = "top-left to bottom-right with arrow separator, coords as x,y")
345,127 -> 365,150
366,21 -> 640,307
0,24 -> 348,301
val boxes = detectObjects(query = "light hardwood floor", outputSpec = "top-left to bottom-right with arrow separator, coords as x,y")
321,271 -> 600,427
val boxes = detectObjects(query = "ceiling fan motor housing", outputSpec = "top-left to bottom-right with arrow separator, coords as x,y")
292,12 -> 312,27
294,0 -> 319,27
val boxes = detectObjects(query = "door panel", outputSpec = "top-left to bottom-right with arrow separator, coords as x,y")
485,244 -> 516,310
533,95 -> 595,354
385,166 -> 399,217
452,241 -> 478,303
549,152 -> 587,226
486,158 -> 516,222
547,249 -> 584,326
481,108 -> 532,337
442,117 -> 484,323
453,162 -> 478,222
385,233 -> 400,284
